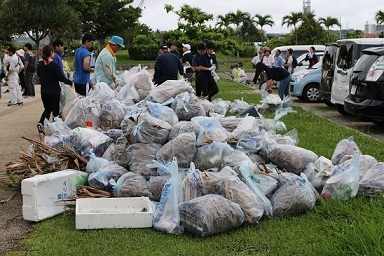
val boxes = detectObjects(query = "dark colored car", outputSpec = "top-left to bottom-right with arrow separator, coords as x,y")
344,47 -> 384,125
319,43 -> 339,106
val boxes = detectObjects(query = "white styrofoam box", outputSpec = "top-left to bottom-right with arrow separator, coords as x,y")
76,197 -> 154,229
22,170 -> 88,222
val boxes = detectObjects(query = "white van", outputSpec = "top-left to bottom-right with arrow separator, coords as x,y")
271,45 -> 326,60
331,38 -> 384,115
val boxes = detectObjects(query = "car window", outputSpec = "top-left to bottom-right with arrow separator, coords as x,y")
353,54 -> 381,73
337,44 -> 354,69
322,45 -> 338,69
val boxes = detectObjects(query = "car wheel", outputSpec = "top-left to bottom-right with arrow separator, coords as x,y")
336,104 -> 352,116
303,84 -> 321,103
324,100 -> 334,107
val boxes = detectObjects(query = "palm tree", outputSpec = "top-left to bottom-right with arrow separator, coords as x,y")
216,14 -> 231,28
319,16 -> 341,43
254,14 -> 274,45
376,10 -> 384,25
282,12 -> 303,45
227,10 -> 251,58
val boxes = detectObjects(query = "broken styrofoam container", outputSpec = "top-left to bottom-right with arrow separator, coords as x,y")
75,197 -> 154,229
21,170 -> 88,222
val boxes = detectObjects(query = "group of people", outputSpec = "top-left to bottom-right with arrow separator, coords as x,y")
153,41 -> 219,101
31,34 -> 125,141
1,43 -> 36,106
251,46 -> 318,100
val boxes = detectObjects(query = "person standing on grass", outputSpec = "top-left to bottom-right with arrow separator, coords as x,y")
251,49 -> 264,85
255,62 -> 291,100
192,43 -> 206,97
23,43 -> 36,97
74,33 -> 95,96
92,35 -> 124,88
36,45 -> 72,142
198,41 -> 219,101
5,47 -> 23,106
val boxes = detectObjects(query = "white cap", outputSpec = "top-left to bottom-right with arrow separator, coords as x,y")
16,49 -> 25,58
182,43 -> 191,50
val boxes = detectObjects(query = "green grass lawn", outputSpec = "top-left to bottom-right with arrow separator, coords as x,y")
9,79 -> 384,256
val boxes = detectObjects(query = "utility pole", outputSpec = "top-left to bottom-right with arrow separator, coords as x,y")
303,0 -> 311,14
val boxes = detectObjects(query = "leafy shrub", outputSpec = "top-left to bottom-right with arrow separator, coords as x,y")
128,45 -> 158,60
238,46 -> 256,58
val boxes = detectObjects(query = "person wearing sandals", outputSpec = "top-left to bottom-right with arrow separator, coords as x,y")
36,45 -> 72,142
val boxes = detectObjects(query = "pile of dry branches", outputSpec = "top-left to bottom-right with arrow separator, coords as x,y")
5,136 -> 88,185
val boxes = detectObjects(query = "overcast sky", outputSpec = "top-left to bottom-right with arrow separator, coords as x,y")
132,0 -> 382,33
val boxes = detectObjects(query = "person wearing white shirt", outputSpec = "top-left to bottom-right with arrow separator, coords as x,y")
5,47 -> 23,106
251,49 -> 263,84
260,47 -> 274,89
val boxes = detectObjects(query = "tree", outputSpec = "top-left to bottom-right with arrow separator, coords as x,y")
216,14 -> 232,29
376,10 -> 384,25
319,16 -> 340,43
0,0 -> 81,58
164,4 -> 213,46
67,0 -> 142,49
282,12 -> 303,45
296,12 -> 327,45
254,14 -> 274,45
227,10 -> 251,58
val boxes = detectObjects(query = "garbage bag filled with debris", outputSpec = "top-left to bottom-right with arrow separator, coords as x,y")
99,99 -> 126,130
168,121 -> 195,141
88,163 -> 128,191
130,113 -> 172,145
359,162 -> 384,196
146,80 -> 193,104
179,194 -> 244,237
156,132 -> 196,168
270,173 -> 316,217
110,172 -> 154,199
202,167 -> 265,223
268,144 -> 318,175
193,141 -> 233,170
171,92 -> 206,121
147,100 -> 179,126
126,143 -> 162,176
331,136 -> 360,165
322,150 -> 360,200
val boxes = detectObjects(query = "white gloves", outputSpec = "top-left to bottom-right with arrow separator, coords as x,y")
209,65 -> 216,71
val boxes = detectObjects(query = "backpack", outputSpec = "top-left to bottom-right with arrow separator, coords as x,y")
292,55 -> 298,69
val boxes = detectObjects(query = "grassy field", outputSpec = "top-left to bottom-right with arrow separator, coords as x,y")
10,79 -> 384,256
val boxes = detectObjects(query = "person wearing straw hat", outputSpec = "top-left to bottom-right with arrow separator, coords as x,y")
92,35 -> 124,88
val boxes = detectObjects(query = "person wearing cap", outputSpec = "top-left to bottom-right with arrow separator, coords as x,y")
169,42 -> 180,58
260,47 -> 274,89
74,33 -> 95,96
284,48 -> 294,74
191,43 -> 206,96
92,35 -> 124,88
5,46 -> 24,106
16,49 -> 26,94
182,43 -> 193,81
255,62 -> 291,100
153,44 -> 184,86
198,41 -> 219,101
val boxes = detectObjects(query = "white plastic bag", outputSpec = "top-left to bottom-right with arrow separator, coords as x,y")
152,157 -> 183,235
322,150 -> 360,200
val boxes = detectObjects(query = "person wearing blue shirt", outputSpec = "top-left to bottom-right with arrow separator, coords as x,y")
52,39 -> 64,74
274,49 -> 284,68
73,34 -> 95,96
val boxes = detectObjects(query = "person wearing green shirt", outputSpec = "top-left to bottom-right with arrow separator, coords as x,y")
92,36 -> 124,88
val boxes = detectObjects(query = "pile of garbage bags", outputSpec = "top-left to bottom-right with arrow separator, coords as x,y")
38,66 -> 383,237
